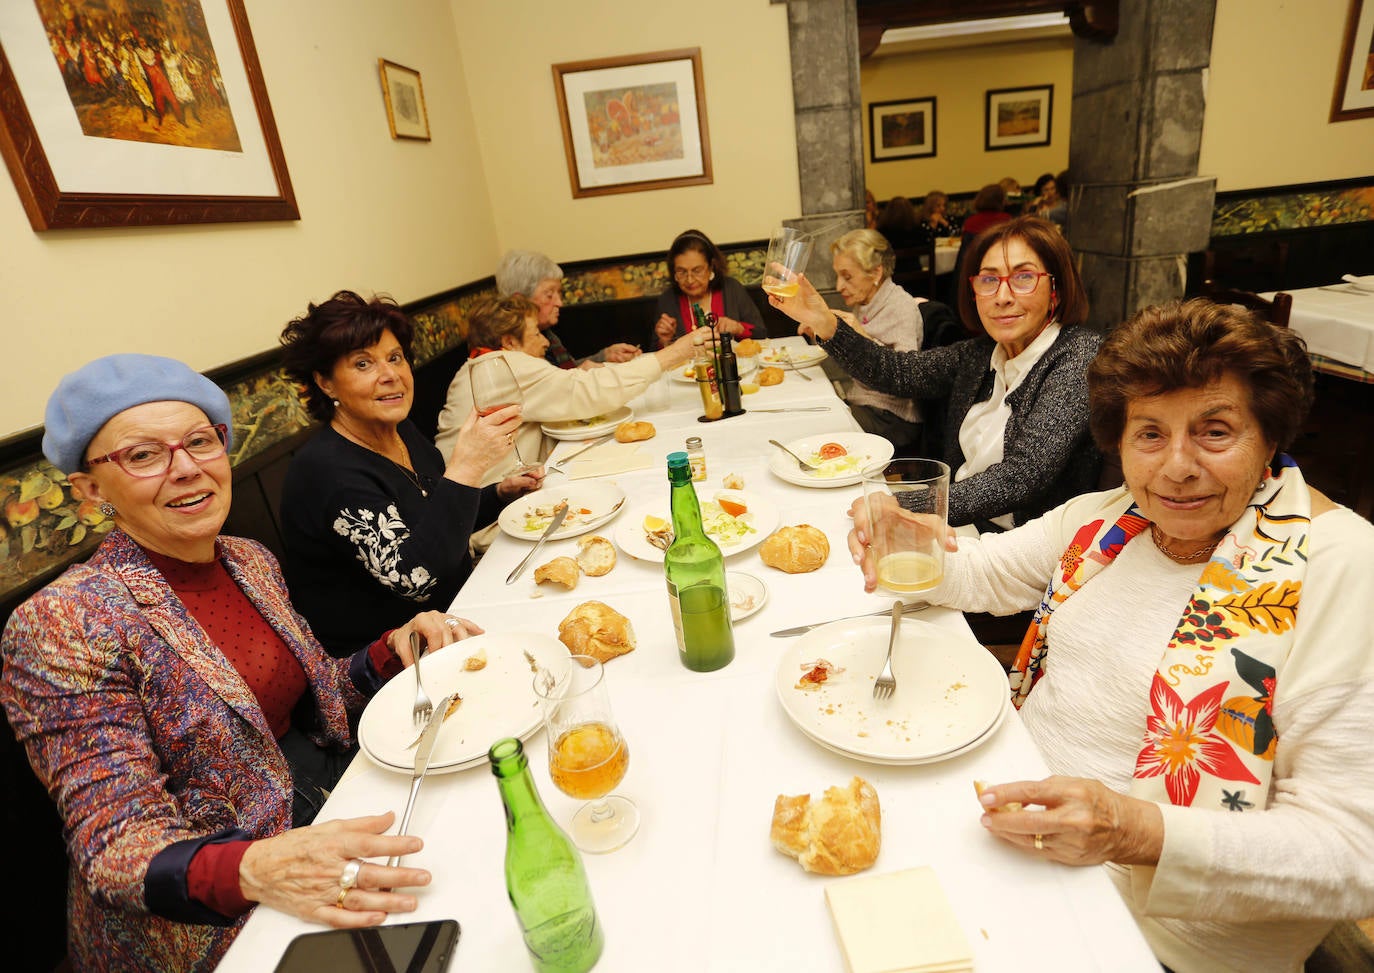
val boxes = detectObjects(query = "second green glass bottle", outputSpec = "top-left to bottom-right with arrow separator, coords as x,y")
664,451 -> 735,671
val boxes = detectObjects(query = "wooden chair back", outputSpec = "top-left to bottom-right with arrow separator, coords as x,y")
1201,284 -> 1293,328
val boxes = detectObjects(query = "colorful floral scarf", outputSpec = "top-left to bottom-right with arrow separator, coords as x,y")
1009,457 -> 1310,810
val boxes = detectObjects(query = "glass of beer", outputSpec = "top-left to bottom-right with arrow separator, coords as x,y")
860,459 -> 950,594
534,654 -> 638,853
762,226 -> 813,299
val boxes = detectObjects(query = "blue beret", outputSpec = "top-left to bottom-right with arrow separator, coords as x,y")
43,354 -> 234,474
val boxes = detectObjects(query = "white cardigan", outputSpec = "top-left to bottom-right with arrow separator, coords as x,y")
928,487 -> 1374,973
434,350 -> 662,486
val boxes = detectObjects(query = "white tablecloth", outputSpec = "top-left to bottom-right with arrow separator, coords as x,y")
1266,284 -> 1374,374
217,339 -> 1158,972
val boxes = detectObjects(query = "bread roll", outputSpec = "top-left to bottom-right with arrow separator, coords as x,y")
575,535 -> 616,576
534,556 -> 580,589
557,601 -> 636,663
614,420 -> 655,443
760,524 -> 830,574
757,366 -> 784,386
734,338 -> 762,357
770,777 -> 881,875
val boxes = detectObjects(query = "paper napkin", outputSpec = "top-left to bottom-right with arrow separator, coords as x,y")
825,867 -> 973,973
563,445 -> 655,480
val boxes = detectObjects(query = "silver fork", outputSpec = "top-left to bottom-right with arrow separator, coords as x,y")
409,631 -> 433,727
872,600 -> 902,700
768,438 -> 819,473
778,346 -> 813,381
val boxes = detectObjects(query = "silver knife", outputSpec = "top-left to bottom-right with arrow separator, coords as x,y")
548,433 -> 616,473
506,502 -> 569,584
770,601 -> 931,637
750,407 -> 831,413
386,691 -> 456,867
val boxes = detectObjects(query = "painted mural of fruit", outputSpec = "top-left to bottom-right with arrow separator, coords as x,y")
18,470 -> 53,503
37,483 -> 66,510
76,500 -> 107,526
6,499 -> 39,528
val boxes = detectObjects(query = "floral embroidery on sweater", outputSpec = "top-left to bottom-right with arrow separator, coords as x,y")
332,504 -> 435,600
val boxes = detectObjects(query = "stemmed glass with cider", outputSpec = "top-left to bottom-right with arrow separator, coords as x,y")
860,459 -> 951,593
762,226 -> 814,300
534,654 -> 639,854
469,355 -> 537,474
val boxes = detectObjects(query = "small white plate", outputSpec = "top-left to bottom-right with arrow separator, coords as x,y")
358,632 -> 569,774
612,490 -> 779,563
670,354 -> 758,384
498,482 -> 627,541
767,432 -> 894,488
760,344 -> 828,367
727,571 -> 767,622
541,406 -> 634,442
774,616 -> 1008,764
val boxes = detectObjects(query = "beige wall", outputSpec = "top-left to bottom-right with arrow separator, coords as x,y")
1200,0 -> 1374,190
0,0 -> 499,438
450,0 -> 798,263
860,37 -> 1073,202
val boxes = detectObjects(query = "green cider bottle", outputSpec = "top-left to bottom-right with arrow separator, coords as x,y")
664,451 -> 736,671
489,737 -> 604,973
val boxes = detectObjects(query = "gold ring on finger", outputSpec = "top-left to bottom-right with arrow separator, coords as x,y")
335,886 -> 350,909
1034,834 -> 1044,851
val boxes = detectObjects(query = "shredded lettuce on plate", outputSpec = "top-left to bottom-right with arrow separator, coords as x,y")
699,501 -> 756,548
804,451 -> 867,478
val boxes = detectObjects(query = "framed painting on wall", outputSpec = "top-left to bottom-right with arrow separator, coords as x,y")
868,97 -> 937,163
0,0 -> 297,230
984,85 -> 1054,152
552,47 -> 712,199
378,59 -> 430,141
1331,0 -> 1374,121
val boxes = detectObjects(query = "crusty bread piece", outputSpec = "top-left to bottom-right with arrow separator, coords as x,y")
760,524 -> 830,574
757,366 -> 784,386
722,472 -> 745,490
534,556 -> 580,589
770,777 -> 881,875
614,420 -> 655,443
557,601 -> 636,663
734,338 -> 762,357
575,535 -> 616,576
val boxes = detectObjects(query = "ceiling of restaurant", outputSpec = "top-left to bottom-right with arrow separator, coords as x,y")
856,0 -> 1119,57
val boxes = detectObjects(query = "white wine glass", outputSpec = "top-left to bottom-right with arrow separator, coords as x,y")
860,459 -> 950,594
534,654 -> 639,854
762,226 -> 814,299
469,355 -> 537,474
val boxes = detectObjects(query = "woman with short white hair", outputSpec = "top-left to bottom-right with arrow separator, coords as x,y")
495,249 -> 640,368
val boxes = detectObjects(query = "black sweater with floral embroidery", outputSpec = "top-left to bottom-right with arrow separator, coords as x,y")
280,422 -> 503,657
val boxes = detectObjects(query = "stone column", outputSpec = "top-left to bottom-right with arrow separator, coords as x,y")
1067,0 -> 1218,331
778,0 -> 864,291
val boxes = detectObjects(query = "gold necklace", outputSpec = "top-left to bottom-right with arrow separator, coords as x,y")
392,439 -> 428,498
1149,524 -> 1219,564
333,419 -> 428,497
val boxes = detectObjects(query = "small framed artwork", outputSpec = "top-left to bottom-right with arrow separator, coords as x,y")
868,97 -> 937,163
379,59 -> 430,141
552,47 -> 711,199
984,85 -> 1054,152
0,0 -> 297,230
1331,0 -> 1374,122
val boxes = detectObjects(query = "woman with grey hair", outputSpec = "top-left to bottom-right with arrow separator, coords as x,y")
495,249 -> 640,368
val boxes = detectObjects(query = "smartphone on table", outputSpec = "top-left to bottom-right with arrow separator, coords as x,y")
272,919 -> 459,973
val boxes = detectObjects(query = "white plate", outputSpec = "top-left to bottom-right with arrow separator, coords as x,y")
540,406 -> 635,442
774,616 -> 1009,764
612,490 -> 779,562
727,571 -> 767,622
358,633 -> 569,774
760,344 -> 828,367
789,694 -> 1010,767
498,482 -> 627,541
767,432 -> 895,488
670,354 -> 758,384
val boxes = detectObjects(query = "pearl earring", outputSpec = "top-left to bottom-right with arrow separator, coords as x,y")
332,399 -> 340,407
99,501 -> 117,518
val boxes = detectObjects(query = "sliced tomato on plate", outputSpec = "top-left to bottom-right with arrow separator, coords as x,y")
817,443 -> 848,460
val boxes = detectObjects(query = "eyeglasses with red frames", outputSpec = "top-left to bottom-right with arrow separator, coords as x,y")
969,271 -> 1052,297
85,424 -> 229,478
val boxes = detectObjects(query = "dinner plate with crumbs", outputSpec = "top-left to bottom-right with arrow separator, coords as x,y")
541,406 -> 634,441
612,490 -> 779,563
767,432 -> 894,488
498,481 -> 627,541
760,344 -> 828,368
358,633 -> 570,774
774,616 -> 1008,764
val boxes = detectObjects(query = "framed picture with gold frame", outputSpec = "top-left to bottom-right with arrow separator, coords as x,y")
552,47 -> 712,199
378,58 -> 430,141
1331,0 -> 1374,121
0,0 -> 298,230
984,85 -> 1053,152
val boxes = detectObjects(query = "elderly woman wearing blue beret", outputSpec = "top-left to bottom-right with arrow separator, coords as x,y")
0,355 -> 476,973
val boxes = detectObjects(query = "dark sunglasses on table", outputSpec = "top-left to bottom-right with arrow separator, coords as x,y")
85,423 -> 229,477
969,271 -> 1051,296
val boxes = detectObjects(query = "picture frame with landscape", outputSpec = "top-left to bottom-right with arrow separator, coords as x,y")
552,47 -> 711,199
379,58 -> 430,141
0,0 -> 297,230
984,85 -> 1053,152
868,97 -> 937,163
1331,0 -> 1374,122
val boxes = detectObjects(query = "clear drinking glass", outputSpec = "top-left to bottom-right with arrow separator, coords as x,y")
469,355 -> 537,473
761,226 -> 814,299
534,654 -> 639,854
860,459 -> 951,594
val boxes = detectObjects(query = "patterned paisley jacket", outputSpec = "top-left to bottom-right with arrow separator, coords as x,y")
0,529 -> 372,972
